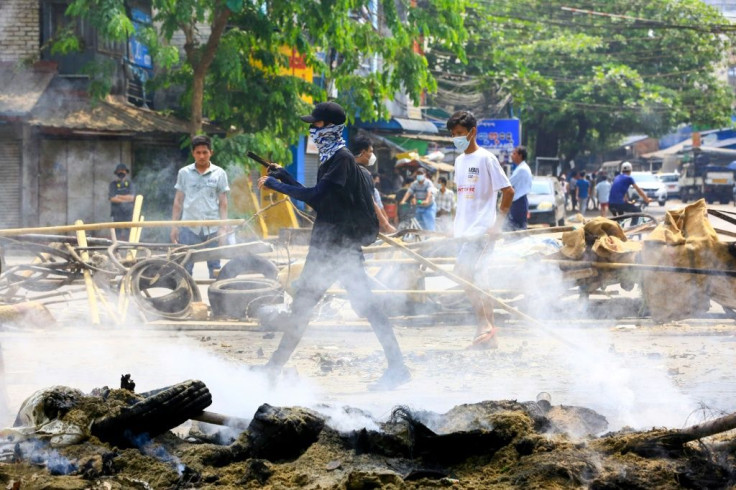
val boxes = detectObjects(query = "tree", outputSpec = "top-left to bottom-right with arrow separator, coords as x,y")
426,0 -> 735,162
59,0 -> 468,165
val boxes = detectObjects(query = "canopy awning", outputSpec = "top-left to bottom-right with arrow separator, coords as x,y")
600,160 -> 624,169
642,139 -> 692,159
356,117 -> 439,134
395,151 -> 455,173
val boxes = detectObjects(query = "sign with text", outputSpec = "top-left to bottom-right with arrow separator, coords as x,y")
476,119 -> 521,164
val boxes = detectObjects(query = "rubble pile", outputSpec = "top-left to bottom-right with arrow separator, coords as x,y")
0,380 -> 734,489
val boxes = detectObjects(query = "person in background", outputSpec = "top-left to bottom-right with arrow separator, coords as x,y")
609,162 -> 650,221
395,177 -> 414,226
170,135 -> 230,278
447,110 -> 514,349
569,172 -> 578,211
595,177 -> 612,217
575,171 -> 590,215
399,167 -> 436,231
435,176 -> 455,234
505,146 -> 532,230
576,171 -> 590,214
559,175 -> 569,210
383,166 -> 405,195
109,163 -> 136,241
349,135 -> 396,234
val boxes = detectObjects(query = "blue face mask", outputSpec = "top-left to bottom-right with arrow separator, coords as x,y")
453,134 -> 470,153
416,174 -> 425,182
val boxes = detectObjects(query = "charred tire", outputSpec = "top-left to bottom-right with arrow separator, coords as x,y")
91,380 -> 212,448
127,259 -> 201,319
208,278 -> 283,319
216,253 -> 278,281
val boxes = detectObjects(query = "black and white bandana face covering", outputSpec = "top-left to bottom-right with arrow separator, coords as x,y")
309,124 -> 346,164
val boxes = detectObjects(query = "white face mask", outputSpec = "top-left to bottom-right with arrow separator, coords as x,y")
453,134 -> 470,153
367,153 -> 377,166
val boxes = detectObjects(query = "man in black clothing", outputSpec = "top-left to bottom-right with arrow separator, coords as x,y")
109,163 -> 136,241
257,101 -> 410,390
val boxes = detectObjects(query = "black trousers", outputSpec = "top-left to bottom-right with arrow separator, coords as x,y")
267,244 -> 404,370
609,202 -> 643,225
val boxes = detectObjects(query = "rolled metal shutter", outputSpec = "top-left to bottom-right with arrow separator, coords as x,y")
0,140 -> 21,228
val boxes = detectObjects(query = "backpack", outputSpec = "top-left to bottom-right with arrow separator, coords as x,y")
346,165 -> 379,246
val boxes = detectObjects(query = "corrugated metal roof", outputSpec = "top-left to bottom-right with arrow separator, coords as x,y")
28,93 -> 193,134
0,64 -> 56,116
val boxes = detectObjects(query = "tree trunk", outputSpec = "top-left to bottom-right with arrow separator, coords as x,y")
189,4 -> 232,137
534,126 -> 559,160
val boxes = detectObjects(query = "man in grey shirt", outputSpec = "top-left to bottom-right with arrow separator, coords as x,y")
170,135 -> 230,278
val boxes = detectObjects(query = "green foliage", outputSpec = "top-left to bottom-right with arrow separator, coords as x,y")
60,0 -> 467,170
81,58 -> 117,100
428,0 -> 736,159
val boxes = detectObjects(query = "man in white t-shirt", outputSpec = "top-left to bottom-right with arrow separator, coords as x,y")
448,110 -> 514,349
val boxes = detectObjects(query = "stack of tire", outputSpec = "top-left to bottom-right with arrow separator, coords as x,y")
207,254 -> 283,320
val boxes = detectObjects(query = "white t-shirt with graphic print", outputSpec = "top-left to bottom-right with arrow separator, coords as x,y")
453,147 -> 511,237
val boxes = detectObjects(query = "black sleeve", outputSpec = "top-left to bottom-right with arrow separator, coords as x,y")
108,181 -> 116,200
269,167 -> 301,187
264,177 -> 335,208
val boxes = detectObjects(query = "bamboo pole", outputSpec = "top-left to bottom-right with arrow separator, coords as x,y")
326,288 -> 510,295
544,259 -> 736,277
363,225 -> 575,254
378,233 -> 541,326
364,257 -> 456,265
75,221 -> 100,325
127,214 -> 144,261
708,208 -> 736,227
126,195 -> 144,260
0,219 -> 246,236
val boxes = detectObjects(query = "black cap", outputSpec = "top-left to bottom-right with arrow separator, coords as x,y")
300,102 -> 346,125
114,163 -> 129,174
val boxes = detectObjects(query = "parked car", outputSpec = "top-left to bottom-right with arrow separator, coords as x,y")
528,176 -> 566,226
657,172 -> 680,199
628,172 -> 667,206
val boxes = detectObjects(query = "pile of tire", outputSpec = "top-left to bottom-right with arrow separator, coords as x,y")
208,254 -> 283,320
124,259 -> 201,319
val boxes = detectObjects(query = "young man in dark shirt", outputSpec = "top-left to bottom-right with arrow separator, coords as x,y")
258,101 -> 410,390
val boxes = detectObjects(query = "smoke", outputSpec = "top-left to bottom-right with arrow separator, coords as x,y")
0,231 -> 729,441
13,439 -> 77,475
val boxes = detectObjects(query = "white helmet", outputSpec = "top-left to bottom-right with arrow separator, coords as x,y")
621,162 -> 632,172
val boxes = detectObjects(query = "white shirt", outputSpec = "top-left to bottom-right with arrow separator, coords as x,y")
509,161 -> 533,201
596,180 -> 612,203
453,147 -> 511,237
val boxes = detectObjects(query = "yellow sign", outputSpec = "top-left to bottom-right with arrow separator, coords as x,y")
279,46 -> 313,103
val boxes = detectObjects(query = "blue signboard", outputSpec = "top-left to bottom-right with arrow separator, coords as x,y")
129,9 -> 153,69
476,119 -> 521,164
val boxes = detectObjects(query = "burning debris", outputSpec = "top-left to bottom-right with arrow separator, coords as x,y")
0,378 -> 734,488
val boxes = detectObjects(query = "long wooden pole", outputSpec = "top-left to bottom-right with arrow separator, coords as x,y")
378,233 -> 541,326
0,219 -> 247,236
364,226 -> 575,254
75,221 -> 100,325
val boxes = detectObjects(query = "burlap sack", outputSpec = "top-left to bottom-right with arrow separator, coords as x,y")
641,199 -> 736,321
560,217 -> 641,262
